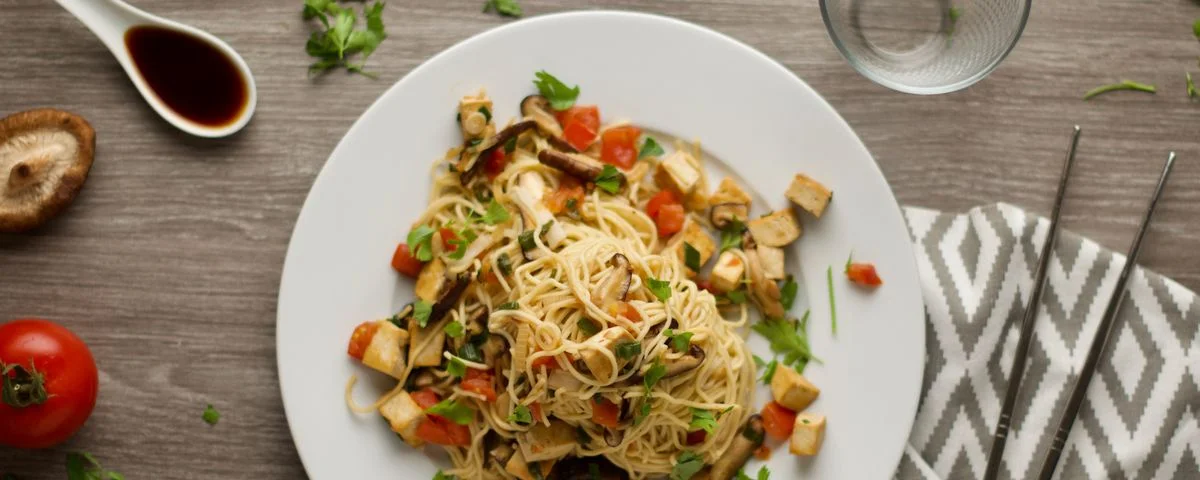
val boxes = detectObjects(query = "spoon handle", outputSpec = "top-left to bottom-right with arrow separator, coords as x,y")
56,0 -> 139,52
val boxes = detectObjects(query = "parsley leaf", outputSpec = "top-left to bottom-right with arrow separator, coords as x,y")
474,199 -> 510,225
723,290 -> 748,304
647,277 -> 672,302
634,401 -> 652,425
407,225 -> 436,262
413,300 -> 433,327
1188,72 -> 1198,99
614,340 -> 642,360
577,318 -> 600,336
444,321 -> 465,337
845,250 -> 854,273
1082,80 -> 1157,100
719,220 -> 745,252
664,329 -> 693,352
303,1 -> 387,76
736,467 -> 770,480
532,70 -> 580,111
643,359 -> 667,394
447,356 -> 467,378
1194,18 -> 1200,40
66,452 -> 123,480
426,399 -> 475,425
827,266 -> 837,335
432,471 -> 457,480
780,275 -> 798,311
760,357 -> 778,384
518,231 -> 537,251
670,451 -> 705,480
482,0 -> 523,17
683,242 -> 701,272
202,404 -> 220,425
497,301 -> 521,311
595,165 -> 624,194
497,253 -> 513,276
508,404 -> 533,425
751,316 -> 819,372
639,137 -> 665,159
689,408 -> 717,434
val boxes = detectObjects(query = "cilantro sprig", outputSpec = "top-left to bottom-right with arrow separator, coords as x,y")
508,404 -> 533,425
689,408 -> 717,434
426,399 -> 475,425
532,70 -> 580,111
683,242 -> 701,272
483,0 -> 522,17
639,137 -> 665,159
202,404 -> 220,425
647,278 -> 672,302
595,165 -> 624,194
303,0 -> 387,77
671,451 -> 705,480
66,452 -> 123,480
407,226 -> 436,262
664,329 -> 693,353
753,354 -> 778,385
1082,80 -> 1157,100
751,313 -> 819,372
412,300 -> 433,327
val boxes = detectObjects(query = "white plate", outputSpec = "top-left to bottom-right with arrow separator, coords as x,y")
277,11 -> 924,480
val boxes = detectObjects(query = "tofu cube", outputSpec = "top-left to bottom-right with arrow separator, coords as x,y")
710,251 -> 745,293
362,320 -> 410,379
408,317 -> 445,368
580,327 -> 634,383
505,450 -> 557,480
770,364 -> 820,412
519,420 -> 577,461
458,93 -> 493,140
710,177 -> 752,206
756,245 -> 786,281
746,210 -> 801,247
654,151 -> 701,197
789,414 -> 826,456
786,174 -> 832,218
415,257 -> 447,303
675,221 -> 716,276
379,391 -> 424,447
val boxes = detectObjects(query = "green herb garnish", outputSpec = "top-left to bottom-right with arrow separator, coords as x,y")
614,340 -> 642,360
497,301 -> 520,311
670,451 -> 705,480
518,231 -> 536,251
780,275 -> 798,311
1188,72 -> 1198,99
689,408 -> 717,434
447,356 -> 467,378
639,137 -> 665,159
719,220 -> 745,252
508,404 -> 533,425
634,401 -> 652,425
458,342 -> 483,363
444,321 -> 465,338
1083,80 -> 1157,100
643,359 -> 667,394
827,266 -> 837,335
683,242 -> 701,272
647,277 -> 672,302
66,452 -> 123,480
426,399 -> 475,425
433,471 -> 457,480
751,315 -> 819,372
407,225 -> 436,262
497,253 -> 513,276
664,329 -> 694,353
413,300 -> 433,327
504,135 -> 518,154
303,1 -> 387,77
475,199 -> 510,225
532,70 -> 580,111
1194,18 -> 1200,40
723,290 -> 748,304
483,0 -> 522,18
577,318 -> 600,336
202,404 -> 220,425
595,165 -> 624,194
736,466 -> 771,480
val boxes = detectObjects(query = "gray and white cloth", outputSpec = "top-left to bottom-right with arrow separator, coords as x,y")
893,203 -> 1200,480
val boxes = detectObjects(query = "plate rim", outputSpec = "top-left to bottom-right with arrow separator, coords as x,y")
276,10 -> 925,478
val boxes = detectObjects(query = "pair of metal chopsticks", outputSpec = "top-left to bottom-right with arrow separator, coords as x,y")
981,126 -> 1177,480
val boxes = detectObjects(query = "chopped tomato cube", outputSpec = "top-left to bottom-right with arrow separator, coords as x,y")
460,368 -> 497,402
531,355 -> 561,372
600,126 -> 642,169
410,388 -> 441,410
347,321 -> 378,360
416,415 -> 471,446
761,401 -> 798,441
485,148 -> 508,180
694,279 -> 714,293
654,204 -> 686,237
390,243 -> 424,277
545,176 -> 586,214
686,430 -> 707,445
556,105 -> 600,151
591,397 -> 620,428
617,302 -> 641,322
645,190 -> 678,219
530,402 -> 544,422
846,262 -> 883,286
439,227 -> 459,251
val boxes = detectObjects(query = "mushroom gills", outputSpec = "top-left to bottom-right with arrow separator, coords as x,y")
0,109 -> 96,233
589,253 -> 632,313
520,95 -> 565,139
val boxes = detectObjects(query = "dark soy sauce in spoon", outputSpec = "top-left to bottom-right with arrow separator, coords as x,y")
124,25 -> 248,128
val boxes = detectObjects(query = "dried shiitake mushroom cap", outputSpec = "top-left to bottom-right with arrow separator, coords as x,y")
0,109 -> 95,232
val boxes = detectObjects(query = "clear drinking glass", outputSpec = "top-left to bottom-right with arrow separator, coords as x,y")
820,0 -> 1032,94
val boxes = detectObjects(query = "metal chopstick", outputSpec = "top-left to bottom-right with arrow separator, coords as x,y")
1036,151 -> 1177,480
982,126 -> 1081,480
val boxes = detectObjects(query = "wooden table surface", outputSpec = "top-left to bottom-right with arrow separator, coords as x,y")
2,0 -> 1197,478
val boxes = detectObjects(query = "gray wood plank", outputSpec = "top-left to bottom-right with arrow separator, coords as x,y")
2,0 -> 1197,478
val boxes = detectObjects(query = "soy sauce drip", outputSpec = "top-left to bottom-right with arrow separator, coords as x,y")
124,25 -> 247,128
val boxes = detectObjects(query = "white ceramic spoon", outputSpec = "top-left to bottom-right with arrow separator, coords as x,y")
56,0 -> 257,138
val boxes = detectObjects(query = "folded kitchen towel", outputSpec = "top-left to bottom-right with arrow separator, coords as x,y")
893,203 -> 1199,480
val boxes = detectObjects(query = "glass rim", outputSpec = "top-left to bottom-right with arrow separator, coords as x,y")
819,0 -> 1033,95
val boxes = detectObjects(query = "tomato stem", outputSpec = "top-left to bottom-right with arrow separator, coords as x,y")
1,360 -> 49,408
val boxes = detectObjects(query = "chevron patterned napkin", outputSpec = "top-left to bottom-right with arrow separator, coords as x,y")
891,203 -> 1199,480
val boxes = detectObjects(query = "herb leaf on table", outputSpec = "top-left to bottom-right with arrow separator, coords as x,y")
303,1 -> 387,77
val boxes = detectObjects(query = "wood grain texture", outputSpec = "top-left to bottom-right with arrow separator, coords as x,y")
1,0 -> 1197,478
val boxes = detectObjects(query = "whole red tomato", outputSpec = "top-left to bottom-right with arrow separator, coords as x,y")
0,318 -> 99,448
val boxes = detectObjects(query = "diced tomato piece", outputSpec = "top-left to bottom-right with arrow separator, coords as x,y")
846,262 -> 883,287
753,444 -> 772,460
645,190 -> 678,219
530,402 -> 543,422
390,243 -> 424,277
439,227 -> 459,251
347,321 -> 378,360
761,401 -> 798,441
545,176 -> 586,214
694,279 -> 714,293
654,204 -> 686,237
415,415 -> 472,446
461,378 -> 497,402
617,302 -> 641,322
600,126 -> 642,169
556,106 -> 600,151
410,388 -> 441,410
531,355 -> 561,372
485,148 -> 508,180
686,430 -> 707,445
591,397 -> 620,428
